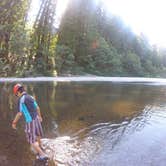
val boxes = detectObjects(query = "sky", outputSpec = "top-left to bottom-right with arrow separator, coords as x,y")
28,0 -> 69,27
102,0 -> 166,47
28,0 -> 166,47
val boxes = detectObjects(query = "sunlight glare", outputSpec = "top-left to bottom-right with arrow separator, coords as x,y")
56,0 -> 69,16
28,0 -> 69,27
102,0 -> 166,47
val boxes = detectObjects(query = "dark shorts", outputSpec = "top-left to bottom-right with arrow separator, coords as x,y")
25,116 -> 43,144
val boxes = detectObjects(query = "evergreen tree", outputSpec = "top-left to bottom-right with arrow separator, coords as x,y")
0,0 -> 30,76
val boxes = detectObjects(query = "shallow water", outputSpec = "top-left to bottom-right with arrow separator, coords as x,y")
1,78 -> 166,165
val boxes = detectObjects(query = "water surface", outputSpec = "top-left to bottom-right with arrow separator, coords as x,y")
1,78 -> 166,165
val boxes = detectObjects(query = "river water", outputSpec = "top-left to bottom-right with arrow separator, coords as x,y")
1,77 -> 166,166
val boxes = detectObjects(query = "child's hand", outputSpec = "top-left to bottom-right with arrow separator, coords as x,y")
12,123 -> 17,130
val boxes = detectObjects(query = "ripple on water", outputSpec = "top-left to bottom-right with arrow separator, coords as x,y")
41,105 -> 166,166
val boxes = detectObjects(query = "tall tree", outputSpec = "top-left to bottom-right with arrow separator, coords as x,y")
0,0 -> 30,76
30,0 -> 57,73
57,0 -> 97,65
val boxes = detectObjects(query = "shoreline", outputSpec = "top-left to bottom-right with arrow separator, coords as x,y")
1,76 -> 166,84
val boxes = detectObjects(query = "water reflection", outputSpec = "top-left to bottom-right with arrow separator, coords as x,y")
1,81 -> 166,165
90,105 -> 166,166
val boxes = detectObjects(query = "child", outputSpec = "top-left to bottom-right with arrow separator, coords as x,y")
12,83 -> 48,161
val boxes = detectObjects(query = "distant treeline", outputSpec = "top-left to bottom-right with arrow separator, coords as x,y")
1,0 -> 166,77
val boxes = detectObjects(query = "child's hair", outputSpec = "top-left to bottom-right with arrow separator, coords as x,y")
18,86 -> 25,93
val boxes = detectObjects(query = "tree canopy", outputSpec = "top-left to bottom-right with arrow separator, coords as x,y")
1,0 -> 166,77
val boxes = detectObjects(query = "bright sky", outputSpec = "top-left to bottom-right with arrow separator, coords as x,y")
28,0 -> 69,27
102,0 -> 166,47
28,0 -> 166,47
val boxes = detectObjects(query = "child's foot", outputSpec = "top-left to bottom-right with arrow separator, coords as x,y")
38,155 -> 49,161
36,153 -> 40,159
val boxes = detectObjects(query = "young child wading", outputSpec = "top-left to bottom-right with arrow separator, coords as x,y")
12,84 -> 48,161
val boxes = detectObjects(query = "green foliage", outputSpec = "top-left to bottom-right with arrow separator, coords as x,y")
29,0 -> 58,75
1,0 -> 166,77
55,45 -> 75,73
84,37 -> 122,75
142,59 -> 157,76
9,26 -> 29,55
122,52 -> 143,76
57,0 -> 166,77
0,0 -> 30,76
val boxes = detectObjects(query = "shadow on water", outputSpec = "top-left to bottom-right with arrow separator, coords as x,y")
1,81 -> 166,165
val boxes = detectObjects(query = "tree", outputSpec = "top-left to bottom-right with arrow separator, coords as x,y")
122,52 -> 143,76
30,0 -> 58,74
0,0 -> 30,76
55,45 -> 75,73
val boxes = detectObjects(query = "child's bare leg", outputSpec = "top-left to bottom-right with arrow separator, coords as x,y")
31,141 -> 45,157
37,136 -> 42,147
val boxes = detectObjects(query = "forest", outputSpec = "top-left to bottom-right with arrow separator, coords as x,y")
1,0 -> 166,77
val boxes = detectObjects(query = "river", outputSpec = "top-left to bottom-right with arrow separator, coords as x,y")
1,77 -> 166,166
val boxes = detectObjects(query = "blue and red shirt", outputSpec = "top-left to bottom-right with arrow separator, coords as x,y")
18,93 -> 38,123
